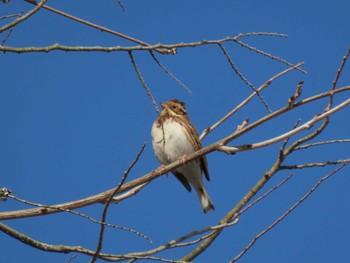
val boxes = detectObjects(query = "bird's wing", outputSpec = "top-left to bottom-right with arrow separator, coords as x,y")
173,171 -> 192,192
185,120 -> 211,182
201,156 -> 210,181
178,117 -> 211,182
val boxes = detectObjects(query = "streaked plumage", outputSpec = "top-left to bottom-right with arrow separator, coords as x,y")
151,99 -> 215,213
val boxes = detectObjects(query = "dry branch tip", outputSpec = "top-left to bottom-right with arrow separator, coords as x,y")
0,187 -> 12,201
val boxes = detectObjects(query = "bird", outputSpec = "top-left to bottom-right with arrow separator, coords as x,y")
151,99 -> 215,213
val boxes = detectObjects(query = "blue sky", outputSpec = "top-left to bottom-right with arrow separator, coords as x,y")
1,1 -> 350,262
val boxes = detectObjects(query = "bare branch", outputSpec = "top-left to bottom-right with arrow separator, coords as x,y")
111,183 -> 148,203
280,159 -> 350,170
65,255 -> 77,263
121,219 -> 239,259
0,34 -> 295,55
0,222 -> 178,262
288,81 -> 303,107
234,38 -> 306,73
231,163 -> 349,262
200,62 -> 304,140
0,222 -> 107,258
115,0 -> 126,12
279,119 -> 301,157
297,85 -> 350,105
217,43 -> 272,113
331,46 -> 350,90
218,97 -> 350,154
0,0 -> 47,33
236,32 -> 288,39
23,0 -> 160,51
238,173 -> 294,216
0,14 -> 22,21
0,12 -> 23,46
7,193 -> 151,242
295,139 -> 350,150
0,187 -> 11,201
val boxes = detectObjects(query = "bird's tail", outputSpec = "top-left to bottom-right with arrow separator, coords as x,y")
194,184 -> 215,213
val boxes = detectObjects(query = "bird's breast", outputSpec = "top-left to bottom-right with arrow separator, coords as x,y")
152,119 -> 194,164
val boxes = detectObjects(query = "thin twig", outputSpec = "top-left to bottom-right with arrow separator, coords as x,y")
0,13 -> 23,47
121,219 -> 239,259
1,15 -> 20,46
233,38 -> 306,73
295,139 -> 350,150
325,45 -> 350,112
7,194 -> 151,242
115,0 -> 126,12
327,46 -> 350,110
91,143 -> 147,262
288,81 -> 303,107
217,43 -> 255,89
236,32 -> 288,39
280,159 -> 350,170
149,50 -> 192,93
217,43 -> 272,113
238,173 -> 294,216
128,51 -> 160,115
0,14 -> 23,21
331,46 -> 350,90
297,85 -> 350,106
65,255 -> 77,263
279,119 -> 301,155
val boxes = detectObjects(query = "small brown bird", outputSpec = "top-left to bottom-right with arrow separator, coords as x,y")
151,99 -> 215,213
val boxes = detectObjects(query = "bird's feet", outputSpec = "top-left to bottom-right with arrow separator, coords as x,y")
153,164 -> 167,176
179,154 -> 190,165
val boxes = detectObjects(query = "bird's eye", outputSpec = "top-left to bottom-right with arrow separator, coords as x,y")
172,105 -> 177,109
